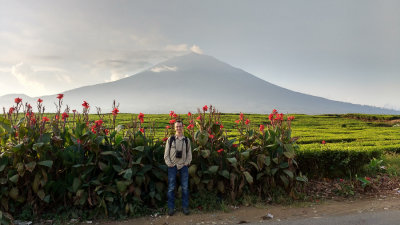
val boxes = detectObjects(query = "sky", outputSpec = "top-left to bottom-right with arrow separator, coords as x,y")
1,0 -> 399,110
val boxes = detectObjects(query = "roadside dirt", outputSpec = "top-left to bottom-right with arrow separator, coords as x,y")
95,189 -> 400,225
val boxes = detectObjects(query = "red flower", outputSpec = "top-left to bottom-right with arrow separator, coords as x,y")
172,113 -> 178,118
42,117 -> 50,122
188,112 -> 192,117
112,108 -> 119,116
57,94 -> 64,99
187,124 -> 194,130
77,139 -> 81,144
232,144 -> 238,148
55,115 -> 59,120
322,140 -> 326,144
259,124 -> 265,132
272,109 -> 278,114
365,177 -> 371,181
8,107 -> 15,114
203,105 -> 208,112
140,128 -> 144,133
339,179 -> 344,182
196,116 -> 201,120
162,137 -> 168,142
95,120 -> 103,126
37,98 -> 43,103
245,119 -> 250,125
239,113 -> 244,121
208,134 -> 214,139
220,124 -> 224,129
217,148 -> 224,154
169,111 -> 175,118
82,101 -> 90,109
166,125 -> 170,129
287,116 -> 295,121
14,97 -> 22,104
169,119 -> 176,124
27,104 -> 32,109
235,120 -> 240,124
268,113 -> 274,121
138,112 -> 144,123
62,112 -> 69,120
104,129 -> 109,135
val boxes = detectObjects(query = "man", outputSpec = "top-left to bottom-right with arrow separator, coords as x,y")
164,120 -> 192,216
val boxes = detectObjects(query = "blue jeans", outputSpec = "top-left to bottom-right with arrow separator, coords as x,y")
167,166 -> 189,209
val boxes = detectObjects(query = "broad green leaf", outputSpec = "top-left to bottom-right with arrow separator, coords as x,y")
265,156 -> 271,167
9,174 -> 19,184
122,168 -> 133,180
243,171 -> 253,184
9,188 -> 18,200
280,175 -> 289,188
208,165 -> 219,174
38,160 -> 53,168
271,168 -> 278,176
0,157 -> 8,172
72,178 -> 81,193
283,169 -> 294,179
279,162 -> 289,169
37,189 -> 45,200
0,117 -> 11,133
134,146 -> 144,151
200,150 -> 210,158
32,143 -> 44,151
219,170 -> 230,179
249,162 -> 259,171
227,157 -> 237,166
240,151 -> 250,159
189,164 -> 197,177
25,162 -> 36,172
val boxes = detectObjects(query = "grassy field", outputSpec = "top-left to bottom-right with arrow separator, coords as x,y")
85,113 -> 400,154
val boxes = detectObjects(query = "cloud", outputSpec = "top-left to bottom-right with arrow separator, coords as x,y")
11,62 -> 73,95
190,45 -> 203,54
151,65 -> 178,73
165,44 -> 189,52
106,73 -> 130,82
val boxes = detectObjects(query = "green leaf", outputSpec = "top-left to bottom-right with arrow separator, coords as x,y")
271,168 -> 278,176
25,162 -> 36,172
227,157 -> 237,166
189,164 -> 197,177
243,171 -> 253,184
0,117 -> 11,133
32,142 -> 44,151
219,170 -> 230,179
249,162 -> 259,171
265,156 -> 271,167
9,188 -> 19,200
38,160 -> 53,168
280,175 -> 289,188
72,178 -> 81,193
134,146 -> 144,151
283,169 -> 294,179
240,151 -> 250,159
9,174 -> 19,183
122,168 -> 133,180
279,162 -> 289,169
208,165 -> 219,174
200,150 -> 210,158
116,180 -> 130,193
0,157 -> 8,172
37,189 -> 45,200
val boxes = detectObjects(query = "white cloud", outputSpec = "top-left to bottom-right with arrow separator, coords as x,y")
190,45 -> 203,54
106,73 -> 130,82
165,44 -> 189,52
151,65 -> 178,73
11,62 -> 73,95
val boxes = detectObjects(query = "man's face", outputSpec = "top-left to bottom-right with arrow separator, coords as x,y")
175,122 -> 183,135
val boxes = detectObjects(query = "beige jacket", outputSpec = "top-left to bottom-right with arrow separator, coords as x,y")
164,136 -> 192,169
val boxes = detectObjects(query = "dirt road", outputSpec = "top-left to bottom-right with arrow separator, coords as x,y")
97,192 -> 400,225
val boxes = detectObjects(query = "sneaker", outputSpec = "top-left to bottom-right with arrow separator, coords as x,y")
183,207 -> 190,215
168,208 -> 174,216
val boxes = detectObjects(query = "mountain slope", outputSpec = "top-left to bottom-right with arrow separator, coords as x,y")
1,53 -> 398,114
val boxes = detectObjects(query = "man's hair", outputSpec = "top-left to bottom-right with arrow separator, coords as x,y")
175,120 -> 183,126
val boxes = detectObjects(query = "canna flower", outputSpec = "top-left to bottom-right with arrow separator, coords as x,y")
339,178 -> 344,182
235,120 -> 240,124
187,124 -> 194,130
196,115 -> 201,120
232,144 -> 238,148
169,119 -> 176,124
14,97 -> 22,104
37,98 -> 43,103
112,107 -> 119,116
245,119 -> 250,125
169,111 -> 175,118
8,107 -> 15,114
272,109 -> 278,114
72,109 -> 77,113
365,177 -> 371,181
104,129 -> 109,135
42,117 -> 50,122
259,124 -> 265,132
322,140 -> 326,144
220,124 -> 224,129
172,113 -> 178,118
287,116 -> 295,121
140,128 -> 144,133
268,113 -> 274,121
166,125 -> 170,129
62,112 -> 69,120
188,112 -> 192,117
162,137 -> 168,142
95,120 -> 103,126
82,101 -> 90,109
208,134 -> 214,139
217,148 -> 224,154
57,94 -> 64,99
239,113 -> 244,121
138,112 -> 144,123
202,105 -> 208,112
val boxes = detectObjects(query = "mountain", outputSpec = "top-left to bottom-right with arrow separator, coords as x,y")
1,53 -> 399,114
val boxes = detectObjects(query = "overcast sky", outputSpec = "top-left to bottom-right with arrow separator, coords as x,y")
1,0 -> 399,110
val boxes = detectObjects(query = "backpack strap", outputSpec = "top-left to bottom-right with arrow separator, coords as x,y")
169,136 -> 176,152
